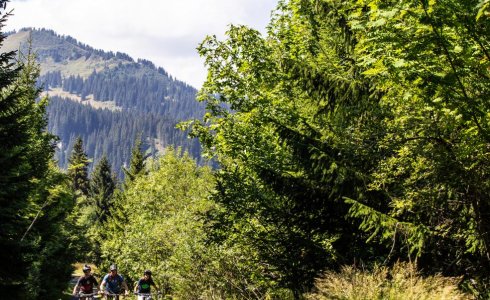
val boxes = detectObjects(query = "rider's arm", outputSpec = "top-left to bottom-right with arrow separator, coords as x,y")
72,282 -> 80,295
73,277 -> 83,295
122,280 -> 129,294
133,280 -> 139,293
90,276 -> 99,289
99,276 -> 107,292
93,276 -> 99,286
151,282 -> 159,291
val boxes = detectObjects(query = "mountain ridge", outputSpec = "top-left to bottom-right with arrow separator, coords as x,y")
5,28 -> 188,82
2,28 -> 205,178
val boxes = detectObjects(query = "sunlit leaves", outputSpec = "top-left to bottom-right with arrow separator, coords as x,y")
101,149 -> 216,297
187,0 -> 490,295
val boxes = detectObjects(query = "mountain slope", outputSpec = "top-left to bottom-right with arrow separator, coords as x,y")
3,28 -> 205,177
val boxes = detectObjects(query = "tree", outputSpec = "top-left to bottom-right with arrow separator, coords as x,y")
122,135 -> 145,186
22,162 -> 76,299
67,136 -> 90,195
89,155 -> 116,223
101,149 -> 219,298
0,7 -> 62,296
188,2 -> 382,295
341,0 -> 490,281
16,45 -> 76,300
0,3 -> 30,286
187,0 -> 490,296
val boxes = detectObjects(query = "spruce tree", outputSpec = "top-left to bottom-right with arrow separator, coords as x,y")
67,136 -> 90,195
89,155 -> 115,223
123,136 -> 145,186
0,2 -> 57,290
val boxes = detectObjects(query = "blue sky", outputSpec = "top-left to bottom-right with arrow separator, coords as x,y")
6,0 -> 278,88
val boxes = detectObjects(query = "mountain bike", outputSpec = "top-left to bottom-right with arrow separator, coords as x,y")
134,292 -> 162,300
77,291 -> 100,299
101,291 -> 128,300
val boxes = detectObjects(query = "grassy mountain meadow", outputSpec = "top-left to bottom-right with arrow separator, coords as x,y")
3,28 -> 204,177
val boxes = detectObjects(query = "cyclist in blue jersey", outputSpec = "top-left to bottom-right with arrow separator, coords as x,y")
100,264 -> 129,299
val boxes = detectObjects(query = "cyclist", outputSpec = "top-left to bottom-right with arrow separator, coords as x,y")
73,264 -> 98,299
100,264 -> 129,299
134,270 -> 159,300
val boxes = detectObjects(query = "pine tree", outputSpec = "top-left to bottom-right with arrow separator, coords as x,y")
67,136 -> 90,195
89,155 -> 115,223
123,136 -> 145,186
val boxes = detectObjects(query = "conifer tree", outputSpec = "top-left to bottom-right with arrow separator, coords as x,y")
110,137 -> 145,236
0,2 -> 58,289
89,155 -> 115,223
123,136 -> 145,186
67,136 -> 90,195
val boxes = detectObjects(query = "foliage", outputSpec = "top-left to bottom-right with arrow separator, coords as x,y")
89,155 -> 116,224
305,262 -> 471,300
100,149 -> 216,297
188,0 -> 386,295
0,22 -> 40,285
67,136 -> 90,195
22,162 -> 76,300
69,193 -> 101,263
122,135 -> 145,186
342,0 -> 490,280
193,235 -> 296,299
186,0 -> 490,297
0,9 -> 77,298
0,3 -> 33,286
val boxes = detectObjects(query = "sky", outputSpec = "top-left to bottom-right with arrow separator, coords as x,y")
5,0 -> 279,89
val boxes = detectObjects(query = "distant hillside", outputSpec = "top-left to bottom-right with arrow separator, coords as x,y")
2,28 -> 205,178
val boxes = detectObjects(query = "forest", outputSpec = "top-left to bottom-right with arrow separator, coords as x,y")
1,0 -> 490,299
5,27 -> 207,178
33,31 -> 206,177
46,96 -> 202,178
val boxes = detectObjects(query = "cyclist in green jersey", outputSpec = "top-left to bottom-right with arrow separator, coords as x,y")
134,270 -> 159,300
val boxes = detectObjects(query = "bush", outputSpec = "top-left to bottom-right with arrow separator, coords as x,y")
305,262 -> 472,300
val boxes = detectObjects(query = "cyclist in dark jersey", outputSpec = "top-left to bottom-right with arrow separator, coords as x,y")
134,270 -> 159,299
73,264 -> 98,299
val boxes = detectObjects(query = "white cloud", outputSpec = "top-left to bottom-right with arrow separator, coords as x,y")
6,0 -> 278,88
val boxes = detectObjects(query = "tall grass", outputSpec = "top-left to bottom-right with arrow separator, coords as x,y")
305,262 -> 472,300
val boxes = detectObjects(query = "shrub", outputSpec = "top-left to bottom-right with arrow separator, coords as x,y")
305,262 -> 472,300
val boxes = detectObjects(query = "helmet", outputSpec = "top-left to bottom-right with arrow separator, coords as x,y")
144,270 -> 152,276
82,265 -> 91,272
110,264 -> 117,271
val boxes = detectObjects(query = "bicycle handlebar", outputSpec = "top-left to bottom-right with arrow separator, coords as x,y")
101,291 -> 128,296
77,292 -> 99,298
134,292 -> 161,296
134,292 -> 162,299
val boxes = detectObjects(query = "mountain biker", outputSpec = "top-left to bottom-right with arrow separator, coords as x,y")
134,270 -> 159,300
100,264 -> 129,299
73,264 -> 98,299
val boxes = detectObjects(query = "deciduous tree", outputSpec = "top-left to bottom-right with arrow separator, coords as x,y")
187,0 -> 490,296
